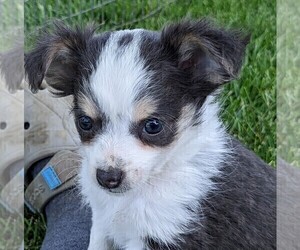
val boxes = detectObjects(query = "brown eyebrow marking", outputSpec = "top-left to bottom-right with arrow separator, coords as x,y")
177,104 -> 197,132
133,97 -> 158,122
76,92 -> 99,118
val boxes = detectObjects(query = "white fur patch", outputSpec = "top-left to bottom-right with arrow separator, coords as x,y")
89,30 -> 151,123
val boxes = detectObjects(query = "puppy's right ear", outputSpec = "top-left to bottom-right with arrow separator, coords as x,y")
25,23 -> 96,96
161,19 -> 250,87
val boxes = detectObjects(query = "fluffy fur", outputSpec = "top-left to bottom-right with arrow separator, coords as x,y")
25,19 -> 275,250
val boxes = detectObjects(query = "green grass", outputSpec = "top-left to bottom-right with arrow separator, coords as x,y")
24,210 -> 46,250
24,0 -> 276,248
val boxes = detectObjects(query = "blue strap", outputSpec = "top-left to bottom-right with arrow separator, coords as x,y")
41,166 -> 62,190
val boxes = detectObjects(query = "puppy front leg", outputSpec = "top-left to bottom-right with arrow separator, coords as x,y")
88,223 -> 108,250
125,238 -> 146,250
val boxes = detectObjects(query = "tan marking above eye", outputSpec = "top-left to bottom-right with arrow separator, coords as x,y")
177,104 -> 197,132
77,93 -> 98,119
133,98 -> 157,122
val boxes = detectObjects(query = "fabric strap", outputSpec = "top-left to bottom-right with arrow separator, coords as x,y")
25,150 -> 81,213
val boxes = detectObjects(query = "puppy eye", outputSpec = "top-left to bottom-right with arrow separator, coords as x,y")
78,116 -> 93,131
143,118 -> 163,135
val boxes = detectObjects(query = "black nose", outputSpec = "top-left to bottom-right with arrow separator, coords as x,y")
96,167 -> 124,189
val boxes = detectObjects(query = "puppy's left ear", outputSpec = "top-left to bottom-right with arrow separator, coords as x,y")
161,19 -> 250,85
25,23 -> 97,96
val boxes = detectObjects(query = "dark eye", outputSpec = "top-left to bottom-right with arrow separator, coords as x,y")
78,116 -> 93,131
143,118 -> 163,135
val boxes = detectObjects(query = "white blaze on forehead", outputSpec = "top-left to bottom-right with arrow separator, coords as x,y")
90,30 -> 150,121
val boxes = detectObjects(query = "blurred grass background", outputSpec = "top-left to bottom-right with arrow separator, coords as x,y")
0,0 -> 23,51
24,0 -> 276,249
277,0 -> 300,167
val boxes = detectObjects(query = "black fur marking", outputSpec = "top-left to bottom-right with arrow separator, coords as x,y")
145,137 -> 276,249
117,33 -> 134,47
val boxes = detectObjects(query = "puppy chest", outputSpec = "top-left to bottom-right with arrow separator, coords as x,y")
103,199 -> 191,247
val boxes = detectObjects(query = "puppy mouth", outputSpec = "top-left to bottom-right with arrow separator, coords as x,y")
107,189 -> 127,194
99,184 -> 131,195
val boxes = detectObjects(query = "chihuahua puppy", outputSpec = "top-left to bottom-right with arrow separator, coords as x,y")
25,19 -> 275,250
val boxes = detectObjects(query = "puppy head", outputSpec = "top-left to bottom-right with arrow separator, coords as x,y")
25,20 -> 249,194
